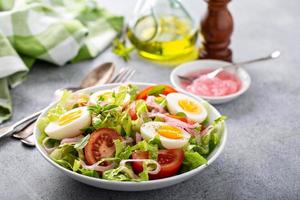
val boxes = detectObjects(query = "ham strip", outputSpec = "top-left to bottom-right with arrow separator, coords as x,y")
146,96 -> 166,113
61,135 -> 84,145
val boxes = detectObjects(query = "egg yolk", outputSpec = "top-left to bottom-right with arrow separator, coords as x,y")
178,99 -> 200,113
157,125 -> 183,139
58,110 -> 82,126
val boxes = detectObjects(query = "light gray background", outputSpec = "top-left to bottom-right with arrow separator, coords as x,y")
0,0 -> 300,199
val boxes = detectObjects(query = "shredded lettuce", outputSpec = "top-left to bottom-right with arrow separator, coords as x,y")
175,112 -> 187,117
180,151 -> 207,173
138,162 -> 150,181
42,137 -> 60,149
74,135 -> 90,150
103,165 -> 139,181
37,117 -> 50,144
114,139 -> 159,161
37,90 -> 72,144
131,140 -> 158,160
135,100 -> 148,117
148,135 -> 163,149
113,85 -> 128,105
114,139 -> 132,160
121,112 -> 132,137
50,144 -> 78,170
89,104 -> 123,133
50,143 -> 100,178
154,96 -> 167,108
102,162 -> 150,181
191,116 -> 226,157
73,159 -> 99,178
47,90 -> 72,121
132,100 -> 151,132
112,84 -> 138,105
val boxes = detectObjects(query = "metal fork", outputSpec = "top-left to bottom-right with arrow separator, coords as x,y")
19,67 -> 135,146
109,67 -> 135,83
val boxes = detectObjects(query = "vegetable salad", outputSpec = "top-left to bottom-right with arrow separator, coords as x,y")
38,84 -> 225,181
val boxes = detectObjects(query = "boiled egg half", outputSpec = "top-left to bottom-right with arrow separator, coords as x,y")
89,88 -> 130,105
141,121 -> 191,149
45,107 -> 91,140
166,93 -> 207,123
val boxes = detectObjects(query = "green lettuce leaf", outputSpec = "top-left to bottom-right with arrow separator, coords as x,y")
72,159 -> 99,178
50,144 -> 78,170
41,137 -> 60,150
102,163 -> 150,182
132,100 -> 151,132
89,104 -> 123,133
180,151 -> 207,173
114,139 -> 133,160
154,96 -> 167,108
138,162 -> 150,181
135,100 -> 148,117
37,90 -> 71,144
113,84 -> 138,105
74,135 -> 90,150
102,166 -> 138,181
191,116 -> 226,157
131,140 -> 158,160
37,117 -> 50,144
148,85 -> 166,96
113,85 -> 128,105
47,90 -> 72,121
121,112 -> 132,137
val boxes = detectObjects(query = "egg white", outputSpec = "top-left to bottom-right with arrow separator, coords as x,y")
45,107 -> 91,140
89,89 -> 113,105
166,93 -> 208,123
89,88 -> 130,105
140,121 -> 191,149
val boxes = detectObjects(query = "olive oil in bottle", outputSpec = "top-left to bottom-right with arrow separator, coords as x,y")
127,0 -> 198,65
128,15 -> 198,63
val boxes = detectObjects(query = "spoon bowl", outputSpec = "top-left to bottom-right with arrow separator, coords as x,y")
54,62 -> 115,97
80,62 -> 115,88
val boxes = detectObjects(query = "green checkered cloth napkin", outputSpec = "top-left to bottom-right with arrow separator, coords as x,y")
0,0 -> 123,123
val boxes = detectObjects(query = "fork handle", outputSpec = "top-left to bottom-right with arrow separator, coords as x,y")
0,110 -> 42,139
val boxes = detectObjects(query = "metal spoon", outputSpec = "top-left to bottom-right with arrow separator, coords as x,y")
57,62 -> 115,92
177,50 -> 281,82
0,62 -> 115,140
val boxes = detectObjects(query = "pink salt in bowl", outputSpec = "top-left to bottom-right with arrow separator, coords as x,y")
170,60 -> 251,104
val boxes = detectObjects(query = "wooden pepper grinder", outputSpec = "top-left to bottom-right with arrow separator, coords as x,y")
200,0 -> 233,62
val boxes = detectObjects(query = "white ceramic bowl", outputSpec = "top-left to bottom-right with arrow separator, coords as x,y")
34,82 -> 227,191
170,60 -> 251,104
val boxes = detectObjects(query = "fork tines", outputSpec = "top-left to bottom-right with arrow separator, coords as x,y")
110,67 -> 135,83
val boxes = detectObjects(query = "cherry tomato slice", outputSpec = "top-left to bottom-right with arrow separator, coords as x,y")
84,128 -> 122,165
132,149 -> 184,179
136,85 -> 177,100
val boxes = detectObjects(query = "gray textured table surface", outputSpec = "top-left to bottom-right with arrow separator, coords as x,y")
1,0 -> 300,199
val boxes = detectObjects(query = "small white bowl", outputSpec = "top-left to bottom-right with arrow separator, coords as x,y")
170,60 -> 251,104
34,82 -> 227,191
